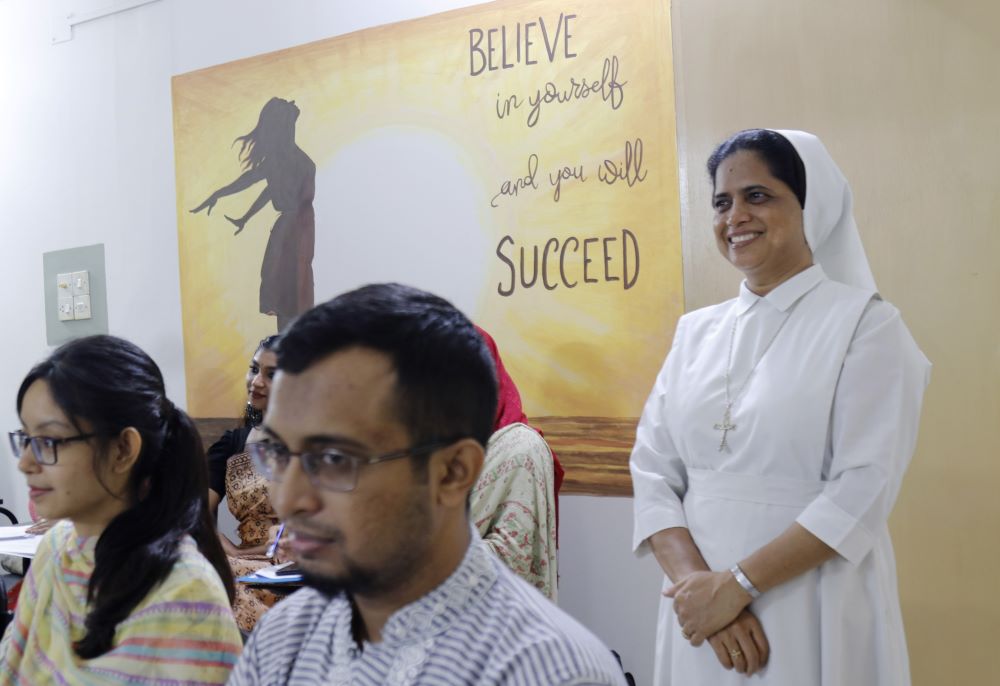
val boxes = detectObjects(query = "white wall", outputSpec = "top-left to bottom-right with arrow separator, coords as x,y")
559,496 -> 662,683
0,0 -> 661,680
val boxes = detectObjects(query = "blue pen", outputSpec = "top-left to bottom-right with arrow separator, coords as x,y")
266,523 -> 285,558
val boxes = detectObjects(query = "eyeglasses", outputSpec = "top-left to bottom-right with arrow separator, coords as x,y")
8,430 -> 98,466
247,439 -> 455,492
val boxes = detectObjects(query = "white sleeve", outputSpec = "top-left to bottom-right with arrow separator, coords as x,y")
630,317 -> 690,554
796,299 -> 930,564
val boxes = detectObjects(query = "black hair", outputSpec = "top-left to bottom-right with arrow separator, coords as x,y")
277,283 -> 498,449
243,334 -> 282,428
16,335 -> 235,658
233,97 -> 299,171
707,129 -> 807,208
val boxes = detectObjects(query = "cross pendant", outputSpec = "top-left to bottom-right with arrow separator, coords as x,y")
714,407 -> 736,452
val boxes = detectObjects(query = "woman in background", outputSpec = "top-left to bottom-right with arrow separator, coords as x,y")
1,335 -> 241,684
206,335 -> 285,632
471,327 -> 562,599
630,130 -> 929,684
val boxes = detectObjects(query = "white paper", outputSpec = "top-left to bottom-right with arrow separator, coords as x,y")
0,524 -> 41,558
0,538 -> 39,558
256,561 -> 298,580
0,524 -> 33,540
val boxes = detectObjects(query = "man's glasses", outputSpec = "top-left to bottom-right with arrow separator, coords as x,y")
8,430 -> 98,466
248,439 -> 456,492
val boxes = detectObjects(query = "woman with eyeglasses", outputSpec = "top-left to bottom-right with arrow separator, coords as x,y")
205,335 -> 287,632
1,335 -> 241,684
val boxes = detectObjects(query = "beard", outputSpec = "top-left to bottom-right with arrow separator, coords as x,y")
297,482 -> 435,600
299,569 -> 346,599
299,560 -> 378,599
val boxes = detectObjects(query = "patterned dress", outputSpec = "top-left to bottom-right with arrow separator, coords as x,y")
0,521 -> 241,685
224,452 -> 287,632
471,423 -> 558,599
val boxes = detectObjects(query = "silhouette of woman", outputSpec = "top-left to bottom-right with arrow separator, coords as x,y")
191,97 -> 316,331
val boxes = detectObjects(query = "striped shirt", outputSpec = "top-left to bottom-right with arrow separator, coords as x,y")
227,531 -> 626,685
0,521 -> 242,685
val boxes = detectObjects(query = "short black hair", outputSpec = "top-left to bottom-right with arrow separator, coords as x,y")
707,129 -> 807,208
277,283 -> 498,448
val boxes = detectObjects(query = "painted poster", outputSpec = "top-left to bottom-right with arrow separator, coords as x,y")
172,0 -> 681,494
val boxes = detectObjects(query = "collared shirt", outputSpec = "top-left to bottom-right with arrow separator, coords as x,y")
725,265 -> 828,405
227,530 -> 627,686
733,262 -> 827,316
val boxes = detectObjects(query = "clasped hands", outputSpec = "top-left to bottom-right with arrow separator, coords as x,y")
666,571 -> 770,675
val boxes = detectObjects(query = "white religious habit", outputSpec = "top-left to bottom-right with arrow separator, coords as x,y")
631,264 -> 930,685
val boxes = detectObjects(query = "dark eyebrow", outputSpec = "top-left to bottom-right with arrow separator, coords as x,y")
715,184 -> 774,200
259,425 -> 370,452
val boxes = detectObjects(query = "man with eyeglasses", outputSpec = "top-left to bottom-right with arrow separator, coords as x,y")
227,283 -> 626,686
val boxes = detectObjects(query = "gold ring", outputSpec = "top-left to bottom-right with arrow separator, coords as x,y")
729,648 -> 743,658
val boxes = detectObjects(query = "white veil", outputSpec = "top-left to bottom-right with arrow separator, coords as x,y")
772,129 -> 877,292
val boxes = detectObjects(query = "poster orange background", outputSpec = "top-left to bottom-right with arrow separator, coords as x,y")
173,0 -> 681,432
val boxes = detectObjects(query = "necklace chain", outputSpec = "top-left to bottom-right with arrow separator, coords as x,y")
714,310 -> 792,452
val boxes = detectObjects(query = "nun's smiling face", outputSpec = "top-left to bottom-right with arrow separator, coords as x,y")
712,150 -> 812,295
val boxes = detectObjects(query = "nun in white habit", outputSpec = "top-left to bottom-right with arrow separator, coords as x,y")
630,129 -> 930,685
